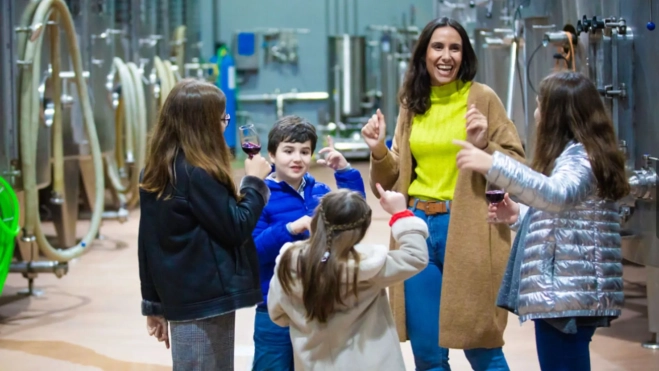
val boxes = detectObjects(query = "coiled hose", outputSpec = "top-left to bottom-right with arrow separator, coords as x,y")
0,177 -> 20,295
104,57 -> 147,208
153,56 -> 173,108
172,25 -> 186,79
19,0 -> 105,262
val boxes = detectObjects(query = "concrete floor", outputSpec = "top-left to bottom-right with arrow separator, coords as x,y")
1,162 -> 658,370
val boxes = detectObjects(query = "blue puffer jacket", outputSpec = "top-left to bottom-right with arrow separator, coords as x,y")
253,169 -> 365,308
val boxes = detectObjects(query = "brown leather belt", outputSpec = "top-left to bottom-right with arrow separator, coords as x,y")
409,199 -> 451,215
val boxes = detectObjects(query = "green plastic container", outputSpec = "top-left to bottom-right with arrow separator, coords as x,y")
0,177 -> 20,295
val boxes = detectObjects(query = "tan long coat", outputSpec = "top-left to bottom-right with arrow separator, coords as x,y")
369,82 -> 526,349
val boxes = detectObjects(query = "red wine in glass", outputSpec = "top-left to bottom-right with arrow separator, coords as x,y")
485,190 -> 505,204
242,142 -> 261,156
485,182 -> 505,223
239,124 -> 261,158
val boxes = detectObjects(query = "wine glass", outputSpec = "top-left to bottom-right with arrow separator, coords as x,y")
239,124 -> 261,159
485,181 -> 506,223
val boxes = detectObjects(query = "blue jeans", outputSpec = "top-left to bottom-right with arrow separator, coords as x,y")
252,307 -> 294,371
534,319 -> 596,371
405,204 -> 510,371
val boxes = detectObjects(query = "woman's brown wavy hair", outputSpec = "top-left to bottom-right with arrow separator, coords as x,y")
399,17 -> 477,115
140,78 -> 237,199
532,71 -> 629,200
277,190 -> 371,323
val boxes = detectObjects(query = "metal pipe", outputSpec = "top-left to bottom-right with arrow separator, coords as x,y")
341,35 -> 351,116
353,0 -> 358,35
238,91 -> 330,119
59,70 -> 90,79
102,207 -> 130,223
325,0 -> 330,37
334,63 -> 341,123
10,261 -> 69,278
343,0 -> 348,35
238,91 -> 329,102
611,29 -> 619,136
543,31 -> 575,47
506,40 -> 517,118
334,0 -> 339,35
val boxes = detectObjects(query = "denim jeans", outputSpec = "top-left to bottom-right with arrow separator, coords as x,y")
405,203 -> 510,371
252,307 -> 294,371
534,319 -> 596,371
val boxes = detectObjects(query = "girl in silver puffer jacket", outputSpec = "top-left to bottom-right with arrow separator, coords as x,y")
453,71 -> 630,371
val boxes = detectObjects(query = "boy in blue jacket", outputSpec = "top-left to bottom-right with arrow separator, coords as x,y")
251,115 -> 365,370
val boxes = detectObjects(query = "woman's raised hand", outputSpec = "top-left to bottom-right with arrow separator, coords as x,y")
362,109 -> 387,150
465,104 -> 488,149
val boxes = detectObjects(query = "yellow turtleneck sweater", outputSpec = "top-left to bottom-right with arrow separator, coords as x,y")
408,80 -> 471,201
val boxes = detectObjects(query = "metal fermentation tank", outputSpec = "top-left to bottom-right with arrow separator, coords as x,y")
326,35 -> 370,159
327,35 -> 366,124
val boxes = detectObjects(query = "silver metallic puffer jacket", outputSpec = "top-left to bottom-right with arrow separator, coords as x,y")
486,141 -> 623,321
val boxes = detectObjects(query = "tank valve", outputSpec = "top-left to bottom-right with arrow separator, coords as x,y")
629,155 -> 658,200
21,233 -> 36,243
117,207 -> 129,224
619,140 -> 628,156
50,191 -> 64,205
125,151 -> 135,165
619,205 -> 632,224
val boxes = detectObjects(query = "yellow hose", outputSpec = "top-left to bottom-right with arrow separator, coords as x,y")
17,1 -> 41,122
127,62 -> 147,208
104,57 -> 145,208
173,25 -> 187,76
49,12 -> 64,200
19,0 -> 105,262
19,6 -> 52,238
114,99 -> 125,169
163,60 -> 178,87
153,56 -> 171,107
113,58 -> 135,167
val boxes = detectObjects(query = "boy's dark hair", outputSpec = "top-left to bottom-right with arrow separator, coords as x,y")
267,115 -> 318,154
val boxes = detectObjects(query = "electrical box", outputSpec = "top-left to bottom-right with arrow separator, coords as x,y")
233,32 -> 259,72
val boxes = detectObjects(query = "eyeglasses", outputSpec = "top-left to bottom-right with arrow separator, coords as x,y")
222,114 -> 231,126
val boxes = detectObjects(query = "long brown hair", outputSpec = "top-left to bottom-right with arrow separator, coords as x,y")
532,71 -> 629,200
277,190 -> 372,323
399,17 -> 477,115
140,78 -> 237,199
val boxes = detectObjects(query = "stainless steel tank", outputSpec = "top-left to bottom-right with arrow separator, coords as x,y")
184,0 -> 202,64
1,1 -> 19,186
473,28 -> 526,143
114,0 -> 131,61
156,0 -> 171,60
327,35 -> 366,122
379,32 -> 408,136
89,0 -> 118,155
14,0 -> 54,190
131,0 -> 160,130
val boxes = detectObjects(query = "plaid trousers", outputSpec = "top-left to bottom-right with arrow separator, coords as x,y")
170,312 -> 236,370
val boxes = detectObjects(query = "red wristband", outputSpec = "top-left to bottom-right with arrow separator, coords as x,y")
389,210 -> 415,226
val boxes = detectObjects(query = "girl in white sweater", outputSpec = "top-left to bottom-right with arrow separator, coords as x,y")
268,185 -> 429,370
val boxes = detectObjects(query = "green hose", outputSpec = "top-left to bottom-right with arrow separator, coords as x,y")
0,177 -> 20,295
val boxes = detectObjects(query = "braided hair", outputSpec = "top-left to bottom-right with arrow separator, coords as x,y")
277,189 -> 372,323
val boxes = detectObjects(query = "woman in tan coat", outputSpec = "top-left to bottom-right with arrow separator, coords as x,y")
362,18 -> 525,370
268,188 -> 429,370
